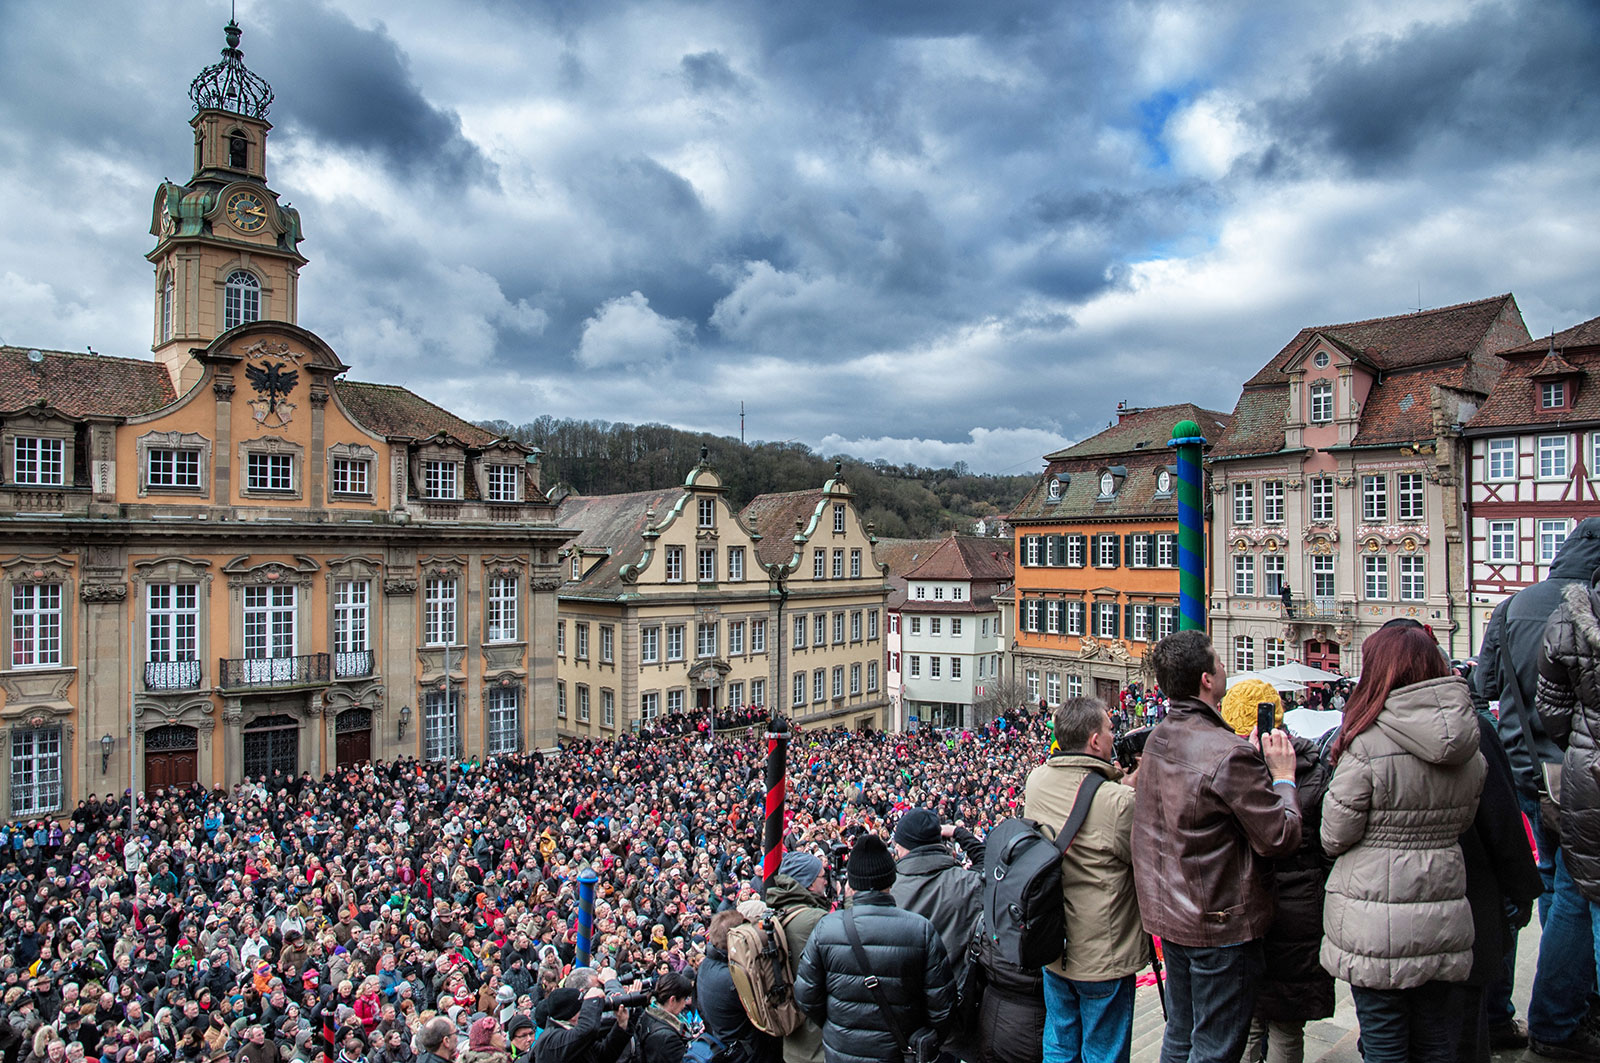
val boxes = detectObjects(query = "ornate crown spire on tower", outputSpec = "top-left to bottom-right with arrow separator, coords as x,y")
188,19 -> 274,118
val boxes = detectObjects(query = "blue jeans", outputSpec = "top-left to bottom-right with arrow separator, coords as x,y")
1158,940 -> 1263,1063
1526,848 -> 1598,1043
1349,981 -> 1464,1062
1041,970 -> 1134,1063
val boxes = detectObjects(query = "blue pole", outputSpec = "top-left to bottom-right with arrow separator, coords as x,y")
575,863 -> 598,967
1167,419 -> 1208,632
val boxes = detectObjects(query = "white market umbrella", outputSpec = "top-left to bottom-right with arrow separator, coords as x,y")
1260,662 -> 1346,685
1284,707 -> 1343,740
1226,671 -> 1305,692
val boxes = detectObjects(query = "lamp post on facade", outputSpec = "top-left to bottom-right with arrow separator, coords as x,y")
398,704 -> 411,741
100,734 -> 114,774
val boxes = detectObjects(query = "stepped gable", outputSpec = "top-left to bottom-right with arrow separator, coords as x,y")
0,346 -> 176,417
334,380 -> 495,445
556,488 -> 680,596
740,488 -> 825,568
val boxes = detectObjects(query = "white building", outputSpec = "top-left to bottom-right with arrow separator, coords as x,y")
896,535 -> 1013,729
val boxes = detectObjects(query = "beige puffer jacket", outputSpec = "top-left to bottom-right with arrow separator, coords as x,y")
1320,675 -> 1486,990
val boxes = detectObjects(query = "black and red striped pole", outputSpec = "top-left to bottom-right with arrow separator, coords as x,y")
761,712 -> 790,890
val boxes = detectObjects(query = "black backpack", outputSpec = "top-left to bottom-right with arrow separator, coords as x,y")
981,772 -> 1105,969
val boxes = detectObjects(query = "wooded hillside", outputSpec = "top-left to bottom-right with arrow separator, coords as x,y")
479,416 -> 1035,539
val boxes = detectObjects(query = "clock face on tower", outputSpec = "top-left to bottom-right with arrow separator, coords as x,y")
225,190 -> 268,233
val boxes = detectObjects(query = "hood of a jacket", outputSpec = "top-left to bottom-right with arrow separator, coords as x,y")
1373,675 -> 1480,766
763,873 -> 827,912
1550,517 -> 1600,580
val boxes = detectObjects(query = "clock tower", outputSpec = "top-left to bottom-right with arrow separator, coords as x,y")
148,20 -> 306,393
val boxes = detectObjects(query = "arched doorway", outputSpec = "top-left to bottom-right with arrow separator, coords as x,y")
241,714 -> 299,781
1305,639 -> 1341,672
144,725 -> 198,794
335,708 -> 372,769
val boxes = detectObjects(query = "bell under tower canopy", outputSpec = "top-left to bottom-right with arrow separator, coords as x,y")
189,19 -> 274,119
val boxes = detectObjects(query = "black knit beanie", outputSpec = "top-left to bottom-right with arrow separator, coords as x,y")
846,834 -> 896,891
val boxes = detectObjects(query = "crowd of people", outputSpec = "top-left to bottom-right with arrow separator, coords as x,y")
10,519 -> 1600,1063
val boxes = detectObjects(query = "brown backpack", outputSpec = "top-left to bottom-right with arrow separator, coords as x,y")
725,910 -> 806,1036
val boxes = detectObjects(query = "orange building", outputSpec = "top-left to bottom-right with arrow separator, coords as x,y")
1007,404 -> 1228,707
0,22 -> 572,816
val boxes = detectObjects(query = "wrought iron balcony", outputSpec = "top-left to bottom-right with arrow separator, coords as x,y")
334,650 -> 374,679
219,653 -> 330,690
145,659 -> 202,691
1281,598 -> 1355,622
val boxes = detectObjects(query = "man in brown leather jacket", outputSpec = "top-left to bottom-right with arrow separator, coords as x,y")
1131,630 -> 1300,1063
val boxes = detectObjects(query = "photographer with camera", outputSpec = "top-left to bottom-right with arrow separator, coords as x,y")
794,835 -> 955,1063
531,972 -> 632,1063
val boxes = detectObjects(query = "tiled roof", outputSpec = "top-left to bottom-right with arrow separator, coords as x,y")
1011,450 -> 1188,522
1045,403 -> 1231,460
740,489 -> 824,567
904,534 -> 1015,582
1213,295 -> 1526,459
1499,315 -> 1600,356
1469,345 -> 1600,432
876,537 -> 950,610
334,380 -> 495,446
1528,351 -> 1581,378
556,489 -> 682,597
1243,294 -> 1519,386
1207,389 -> 1290,461
0,346 -> 176,417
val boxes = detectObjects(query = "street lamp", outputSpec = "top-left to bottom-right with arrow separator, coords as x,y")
397,704 -> 411,740
100,734 -> 114,774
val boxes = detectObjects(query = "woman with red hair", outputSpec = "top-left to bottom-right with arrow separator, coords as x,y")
1320,623 -> 1486,1062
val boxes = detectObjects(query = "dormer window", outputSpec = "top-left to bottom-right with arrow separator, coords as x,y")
1047,479 -> 1061,501
1542,381 -> 1567,410
1309,381 -> 1333,423
423,460 -> 459,500
1155,468 -> 1172,495
1099,472 -> 1115,497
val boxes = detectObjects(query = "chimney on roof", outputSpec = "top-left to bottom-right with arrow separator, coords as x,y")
1116,400 -> 1145,423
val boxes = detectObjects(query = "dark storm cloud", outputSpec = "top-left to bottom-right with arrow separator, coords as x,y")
255,1 -> 494,188
1260,0 -> 1600,174
680,51 -> 747,95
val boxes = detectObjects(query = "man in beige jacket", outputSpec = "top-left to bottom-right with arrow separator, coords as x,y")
1023,697 -> 1150,1063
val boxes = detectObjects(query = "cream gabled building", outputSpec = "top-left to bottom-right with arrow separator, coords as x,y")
552,462 -> 893,736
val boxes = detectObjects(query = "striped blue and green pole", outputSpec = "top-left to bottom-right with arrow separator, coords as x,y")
1167,419 -> 1208,632
575,862 -> 599,968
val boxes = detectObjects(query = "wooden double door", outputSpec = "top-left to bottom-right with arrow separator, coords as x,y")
144,725 -> 198,794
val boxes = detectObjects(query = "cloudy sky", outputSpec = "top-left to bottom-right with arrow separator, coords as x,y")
2,0 -> 1597,473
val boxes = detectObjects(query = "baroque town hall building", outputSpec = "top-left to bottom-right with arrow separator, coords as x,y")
0,23 -> 572,817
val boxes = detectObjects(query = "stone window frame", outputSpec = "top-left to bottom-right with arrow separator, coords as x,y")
133,556 -> 215,689
413,439 -> 468,501
473,442 -> 530,503
213,260 -> 273,330
137,430 -> 212,498
0,556 -> 76,675
0,719 -> 74,821
324,555 -> 382,662
483,673 -> 526,752
220,555 -> 319,660
2,413 -> 77,489
326,442 -> 378,503
419,560 -> 465,648
237,435 -> 305,501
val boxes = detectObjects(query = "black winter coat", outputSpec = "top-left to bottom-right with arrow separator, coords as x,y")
1254,737 -> 1334,1024
1460,714 -> 1542,985
793,892 -> 955,1063
631,1008 -> 686,1063
533,998 -> 630,1063
1540,579 -> 1600,901
695,946 -> 779,1062
1475,516 -> 1600,797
